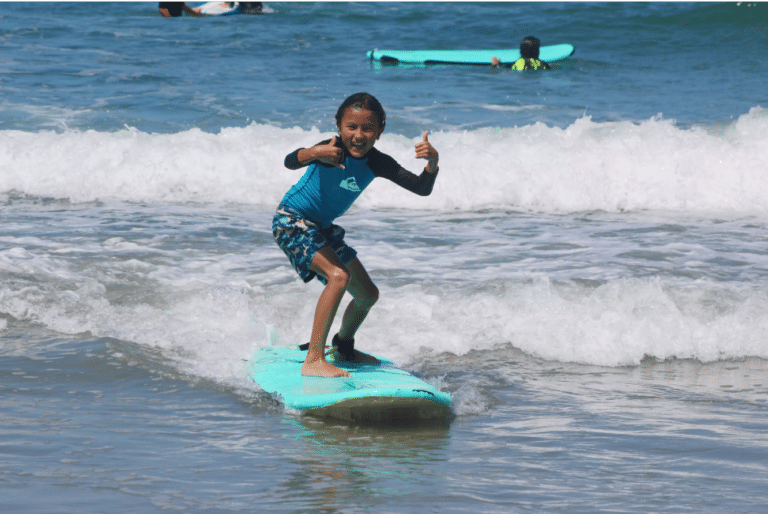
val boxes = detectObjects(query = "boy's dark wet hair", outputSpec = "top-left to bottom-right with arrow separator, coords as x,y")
335,92 -> 386,130
520,36 -> 541,60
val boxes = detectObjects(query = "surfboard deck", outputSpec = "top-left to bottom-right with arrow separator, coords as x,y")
249,345 -> 453,423
367,44 -> 575,65
195,1 -> 241,16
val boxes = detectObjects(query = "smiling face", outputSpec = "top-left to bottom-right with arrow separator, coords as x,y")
336,107 -> 384,159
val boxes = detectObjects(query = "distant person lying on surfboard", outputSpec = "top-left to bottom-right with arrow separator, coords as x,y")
492,36 -> 551,70
273,92 -> 440,378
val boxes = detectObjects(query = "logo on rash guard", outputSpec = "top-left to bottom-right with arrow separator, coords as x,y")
339,177 -> 361,192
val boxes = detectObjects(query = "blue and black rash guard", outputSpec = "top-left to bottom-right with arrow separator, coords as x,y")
280,138 -> 438,229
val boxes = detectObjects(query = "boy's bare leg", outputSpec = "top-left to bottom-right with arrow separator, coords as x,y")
302,247 -> 351,377
336,257 -> 380,363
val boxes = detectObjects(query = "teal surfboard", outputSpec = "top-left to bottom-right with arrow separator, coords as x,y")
249,345 -> 453,423
367,44 -> 575,65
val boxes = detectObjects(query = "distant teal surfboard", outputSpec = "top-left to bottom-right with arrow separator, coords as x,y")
367,44 -> 575,65
249,345 -> 453,422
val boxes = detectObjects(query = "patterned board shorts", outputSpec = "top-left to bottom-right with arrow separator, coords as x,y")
272,205 -> 357,285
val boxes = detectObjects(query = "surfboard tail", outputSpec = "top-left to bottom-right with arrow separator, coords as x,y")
307,396 -> 454,424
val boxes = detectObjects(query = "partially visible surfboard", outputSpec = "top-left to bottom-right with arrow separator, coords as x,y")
367,44 -> 575,65
195,1 -> 241,16
249,345 -> 453,423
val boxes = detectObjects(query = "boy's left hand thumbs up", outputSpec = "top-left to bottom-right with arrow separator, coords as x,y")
415,130 -> 439,172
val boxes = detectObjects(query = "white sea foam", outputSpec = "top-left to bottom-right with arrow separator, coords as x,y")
2,106 -> 767,213
2,109 -> 768,380
3,227 -> 768,374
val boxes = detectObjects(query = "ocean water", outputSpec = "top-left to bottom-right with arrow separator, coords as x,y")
2,2 -> 768,512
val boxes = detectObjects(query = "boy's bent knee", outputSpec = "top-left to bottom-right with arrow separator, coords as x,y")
325,266 -> 351,289
358,284 -> 379,310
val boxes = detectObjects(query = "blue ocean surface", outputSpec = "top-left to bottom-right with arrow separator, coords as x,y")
2,2 -> 768,513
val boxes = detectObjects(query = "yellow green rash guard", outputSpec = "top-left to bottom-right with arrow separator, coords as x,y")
281,138 -> 437,229
510,58 -> 550,71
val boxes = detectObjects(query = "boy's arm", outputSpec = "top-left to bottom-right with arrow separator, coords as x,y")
372,134 -> 440,197
284,137 -> 345,169
382,164 -> 438,197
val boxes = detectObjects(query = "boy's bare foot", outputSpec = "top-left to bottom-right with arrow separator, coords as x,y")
301,358 -> 350,378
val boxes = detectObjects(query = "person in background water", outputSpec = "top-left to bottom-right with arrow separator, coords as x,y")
273,92 -> 440,378
158,2 -> 201,17
159,2 -> 263,16
492,36 -> 551,71
240,2 -> 263,14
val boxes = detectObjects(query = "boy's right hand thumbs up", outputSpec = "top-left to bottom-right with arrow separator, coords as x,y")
318,135 -> 344,168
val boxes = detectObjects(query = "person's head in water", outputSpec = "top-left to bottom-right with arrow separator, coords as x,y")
520,36 -> 541,60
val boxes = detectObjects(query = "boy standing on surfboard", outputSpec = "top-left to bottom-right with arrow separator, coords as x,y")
272,92 -> 440,378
